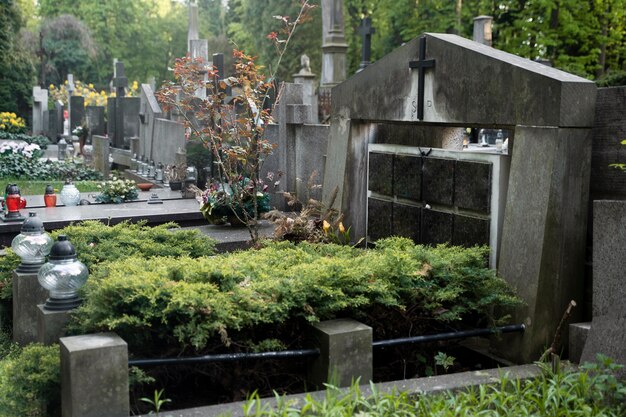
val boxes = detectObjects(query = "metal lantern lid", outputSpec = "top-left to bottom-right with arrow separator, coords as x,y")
6,184 -> 20,195
21,212 -> 45,233
49,235 -> 77,260
45,184 -> 55,195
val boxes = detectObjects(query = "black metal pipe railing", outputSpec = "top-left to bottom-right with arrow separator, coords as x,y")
372,324 -> 525,349
128,324 -> 525,367
128,348 -> 320,367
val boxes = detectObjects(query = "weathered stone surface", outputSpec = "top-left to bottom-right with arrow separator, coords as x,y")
308,319 -> 372,388
329,34 -> 596,127
422,157 -> 454,205
69,96 -> 85,132
394,155 -> 421,201
392,203 -> 420,242
590,87 -> 626,199
568,322 -> 590,364
421,209 -> 453,245
368,153 -> 393,195
592,200 -> 626,317
295,124 -> 329,202
37,305 -> 70,345
91,135 -> 110,177
455,160 -> 491,213
367,198 -> 392,242
580,308 -> 626,379
453,214 -> 489,247
85,106 -> 106,138
151,118 -> 185,166
13,271 -> 48,346
497,126 -> 592,363
61,333 -> 129,417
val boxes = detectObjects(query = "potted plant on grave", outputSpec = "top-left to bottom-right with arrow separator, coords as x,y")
156,1 -> 315,243
94,177 -> 138,204
164,164 -> 186,191
195,177 -> 270,226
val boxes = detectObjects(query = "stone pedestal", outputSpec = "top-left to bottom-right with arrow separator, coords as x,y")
568,322 -> 591,364
61,333 -> 129,417
37,305 -> 70,345
12,271 -> 48,346
92,135 -> 110,177
308,319 -> 372,388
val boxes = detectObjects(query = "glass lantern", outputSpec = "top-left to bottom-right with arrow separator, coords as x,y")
44,184 -> 57,208
60,180 -> 81,206
155,163 -> 164,182
130,153 -> 138,172
38,235 -> 89,311
57,137 -> 67,161
11,212 -> 54,273
1,184 -> 26,222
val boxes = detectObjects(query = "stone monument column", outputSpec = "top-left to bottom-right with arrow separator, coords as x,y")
473,15 -> 493,47
319,0 -> 348,123
32,86 -> 49,136
188,1 -> 199,53
293,54 -> 318,123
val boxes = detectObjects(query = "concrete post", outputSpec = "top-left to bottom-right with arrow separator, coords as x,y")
92,135 -> 110,177
308,318 -> 372,388
12,271 -> 48,346
61,333 -> 129,417
37,305 -> 70,345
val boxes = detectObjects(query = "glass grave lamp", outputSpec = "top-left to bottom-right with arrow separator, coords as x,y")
11,212 -> 54,273
148,160 -> 156,179
130,153 -> 138,172
155,162 -> 164,183
57,137 -> 67,161
1,184 -> 27,222
38,235 -> 89,311
182,166 -> 198,198
44,184 -> 57,208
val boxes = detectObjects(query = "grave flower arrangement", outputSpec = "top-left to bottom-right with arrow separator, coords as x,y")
196,178 -> 270,225
94,177 -> 138,204
0,112 -> 27,134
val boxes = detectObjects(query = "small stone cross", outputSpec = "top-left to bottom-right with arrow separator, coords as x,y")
408,36 -> 436,121
357,17 -> 375,71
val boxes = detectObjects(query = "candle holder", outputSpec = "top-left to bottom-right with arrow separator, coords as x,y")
1,184 -> 27,222
11,212 -> 54,273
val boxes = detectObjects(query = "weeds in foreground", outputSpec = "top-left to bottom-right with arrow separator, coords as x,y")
235,355 -> 625,416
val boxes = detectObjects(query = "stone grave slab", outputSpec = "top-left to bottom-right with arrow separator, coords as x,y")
453,214 -> 490,247
394,155 -> 421,201
421,209 -> 453,244
392,203 -> 420,242
367,198 -> 392,241
368,153 -> 393,195
69,96 -> 85,132
422,157 -> 454,205
455,160 -> 491,212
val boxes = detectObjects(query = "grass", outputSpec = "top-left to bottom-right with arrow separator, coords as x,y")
234,356 -> 626,416
0,178 -> 101,196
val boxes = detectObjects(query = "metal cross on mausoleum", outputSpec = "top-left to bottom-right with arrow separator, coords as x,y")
409,36 -> 436,121
358,16 -> 375,71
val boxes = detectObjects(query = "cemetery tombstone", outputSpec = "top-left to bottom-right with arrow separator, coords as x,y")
85,105 -> 105,140
322,33 -> 596,363
47,101 -> 64,142
319,0 -> 348,122
69,96 -> 85,134
357,17 -> 376,72
139,83 -> 164,161
32,86 -> 49,136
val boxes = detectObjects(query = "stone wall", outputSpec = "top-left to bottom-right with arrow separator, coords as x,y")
590,87 -> 626,200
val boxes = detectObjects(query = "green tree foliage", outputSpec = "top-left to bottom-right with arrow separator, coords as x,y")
38,14 -> 97,87
37,0 -> 189,86
343,0 -> 626,79
227,0 -> 322,83
0,0 -> 35,117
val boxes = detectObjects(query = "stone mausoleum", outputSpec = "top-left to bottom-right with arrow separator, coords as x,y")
323,33 -> 597,363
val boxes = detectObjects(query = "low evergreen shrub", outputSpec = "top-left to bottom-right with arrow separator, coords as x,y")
70,237 -> 521,355
0,342 -> 60,417
0,221 -> 217,302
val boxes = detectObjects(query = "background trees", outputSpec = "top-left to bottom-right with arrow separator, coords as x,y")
2,0 -> 625,120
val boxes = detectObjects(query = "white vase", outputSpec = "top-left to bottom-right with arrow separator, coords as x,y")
60,183 -> 80,206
